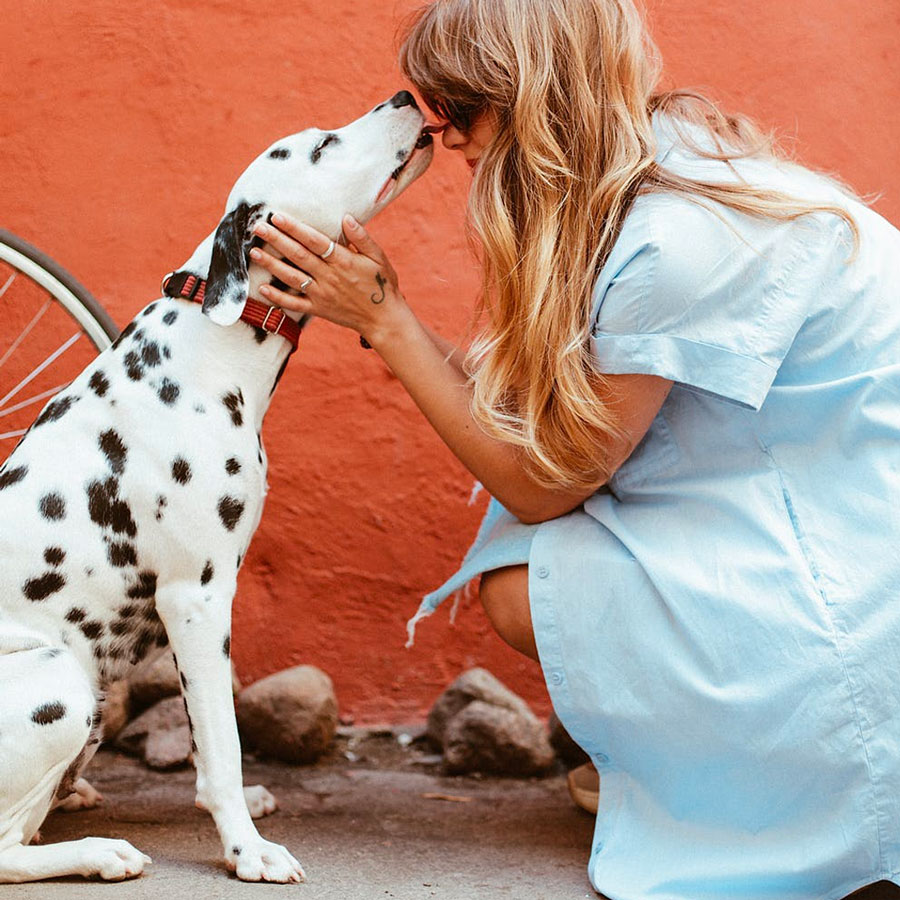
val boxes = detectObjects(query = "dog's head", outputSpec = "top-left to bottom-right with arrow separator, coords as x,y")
169,91 -> 434,326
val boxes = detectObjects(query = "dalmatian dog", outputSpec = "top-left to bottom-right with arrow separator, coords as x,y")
0,90 -> 434,883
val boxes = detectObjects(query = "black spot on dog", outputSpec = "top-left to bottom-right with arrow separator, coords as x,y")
131,630 -> 155,663
23,571 -> 65,600
142,302 -> 158,317
33,395 -> 78,429
158,378 -> 180,405
162,310 -> 178,326
163,345 -> 172,360
232,845 -> 242,856
108,541 -> 137,568
32,701 -> 67,725
87,478 -> 137,537
201,560 -> 214,585
110,619 -> 132,636
253,327 -> 269,344
42,647 -> 62,660
172,458 -> 191,484
66,607 -> 86,623
194,403 -> 206,414
222,391 -> 244,427
223,635 -> 231,658
217,497 -> 244,531
111,320 -> 136,350
118,604 -> 138,618
88,370 -> 110,397
99,429 -> 127,474
127,571 -> 157,599
155,495 -> 167,521
79,620 -> 104,641
311,133 -> 340,164
141,341 -> 162,367
0,465 -> 28,490
268,146 -> 291,160
44,546 -> 65,566
156,631 -> 169,647
237,552 -> 243,568
225,458 -> 241,476
39,493 -> 66,521
180,671 -> 189,690
123,351 -> 144,381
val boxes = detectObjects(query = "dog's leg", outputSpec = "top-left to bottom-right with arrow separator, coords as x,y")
0,646 -> 149,883
0,839 -> 151,882
55,778 -> 104,812
156,583 -> 304,883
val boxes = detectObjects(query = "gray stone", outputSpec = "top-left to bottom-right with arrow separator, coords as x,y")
128,651 -> 181,712
548,711 -> 590,768
115,695 -> 191,769
144,723 -> 193,770
443,700 -> 555,777
236,665 -> 338,764
426,667 -> 532,748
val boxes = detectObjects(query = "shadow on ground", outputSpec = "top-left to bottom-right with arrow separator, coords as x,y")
5,731 -> 596,899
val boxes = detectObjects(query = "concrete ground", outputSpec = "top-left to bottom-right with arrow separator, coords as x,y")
4,730 -> 597,900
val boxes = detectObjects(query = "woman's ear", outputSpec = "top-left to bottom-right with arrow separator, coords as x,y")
202,200 -> 265,326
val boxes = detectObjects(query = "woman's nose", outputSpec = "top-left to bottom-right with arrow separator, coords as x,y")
441,124 -> 468,151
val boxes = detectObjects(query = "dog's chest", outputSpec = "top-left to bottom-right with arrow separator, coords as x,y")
0,298 -> 276,682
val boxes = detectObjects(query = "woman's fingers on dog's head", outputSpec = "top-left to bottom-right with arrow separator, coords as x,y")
264,213 -> 341,263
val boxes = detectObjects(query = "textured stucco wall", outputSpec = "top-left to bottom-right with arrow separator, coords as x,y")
2,1 -> 898,723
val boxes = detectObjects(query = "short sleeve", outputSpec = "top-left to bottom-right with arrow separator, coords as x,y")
590,191 -> 820,410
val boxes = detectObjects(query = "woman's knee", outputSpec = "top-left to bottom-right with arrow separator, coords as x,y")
479,565 -> 538,660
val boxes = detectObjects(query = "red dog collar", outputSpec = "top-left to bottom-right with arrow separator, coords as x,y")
161,272 -> 301,352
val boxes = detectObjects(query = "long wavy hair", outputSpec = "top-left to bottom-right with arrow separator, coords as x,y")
399,0 -> 861,491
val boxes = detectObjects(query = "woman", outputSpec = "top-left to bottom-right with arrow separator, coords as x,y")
249,0 -> 900,896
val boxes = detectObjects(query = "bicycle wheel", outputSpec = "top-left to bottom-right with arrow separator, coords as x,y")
0,229 -> 119,463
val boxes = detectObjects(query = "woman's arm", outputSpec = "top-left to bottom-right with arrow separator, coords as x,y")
250,214 -> 672,524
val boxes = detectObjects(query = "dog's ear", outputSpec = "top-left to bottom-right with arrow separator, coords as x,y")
202,201 -> 265,326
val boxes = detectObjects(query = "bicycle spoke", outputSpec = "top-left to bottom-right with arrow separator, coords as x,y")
0,332 -> 82,409
0,298 -> 53,370
0,382 -> 70,419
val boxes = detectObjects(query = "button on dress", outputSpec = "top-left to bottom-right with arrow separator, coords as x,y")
408,114 -> 900,899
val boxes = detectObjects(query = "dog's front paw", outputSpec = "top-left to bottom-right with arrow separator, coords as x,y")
244,784 -> 278,819
226,839 -> 305,883
75,837 -> 151,880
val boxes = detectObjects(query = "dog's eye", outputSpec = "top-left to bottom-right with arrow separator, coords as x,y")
311,133 -> 340,165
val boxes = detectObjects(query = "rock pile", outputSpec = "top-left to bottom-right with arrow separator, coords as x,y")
427,668 -> 555,777
105,652 -> 338,770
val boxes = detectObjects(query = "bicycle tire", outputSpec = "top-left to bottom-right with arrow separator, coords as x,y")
0,228 -> 119,349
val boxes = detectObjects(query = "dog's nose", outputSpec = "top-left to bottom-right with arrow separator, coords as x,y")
389,90 -> 418,110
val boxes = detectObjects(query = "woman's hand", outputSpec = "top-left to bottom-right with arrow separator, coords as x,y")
249,213 -> 408,347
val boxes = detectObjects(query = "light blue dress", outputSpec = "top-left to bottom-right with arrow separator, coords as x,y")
409,114 -> 900,899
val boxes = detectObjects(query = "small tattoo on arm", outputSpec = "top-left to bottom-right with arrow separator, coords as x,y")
370,272 -> 387,305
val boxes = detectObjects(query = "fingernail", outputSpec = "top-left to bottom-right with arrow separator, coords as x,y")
254,224 -> 269,238
271,213 -> 285,225
249,248 -> 261,260
260,285 -> 272,296
345,214 -> 359,229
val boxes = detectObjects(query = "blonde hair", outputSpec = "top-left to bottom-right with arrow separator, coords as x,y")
399,0 -> 861,491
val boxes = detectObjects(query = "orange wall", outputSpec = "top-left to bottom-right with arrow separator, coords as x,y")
2,1 -> 898,723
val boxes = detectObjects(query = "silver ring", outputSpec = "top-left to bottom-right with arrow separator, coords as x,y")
320,240 -> 336,260
299,276 -> 313,294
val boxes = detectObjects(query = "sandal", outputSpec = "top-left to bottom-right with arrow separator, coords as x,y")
567,762 -> 600,814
